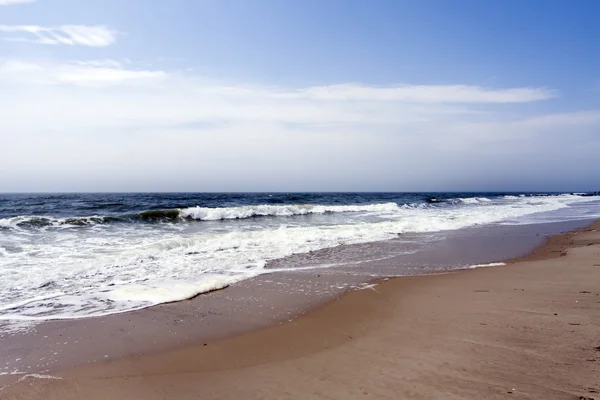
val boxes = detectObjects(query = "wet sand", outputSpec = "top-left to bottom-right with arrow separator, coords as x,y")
0,220 -> 589,381
2,221 -> 599,399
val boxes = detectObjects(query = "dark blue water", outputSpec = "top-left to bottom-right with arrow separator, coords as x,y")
0,192 -> 567,221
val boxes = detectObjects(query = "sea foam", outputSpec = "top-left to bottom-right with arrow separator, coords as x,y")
0,194 -> 597,324
179,202 -> 401,220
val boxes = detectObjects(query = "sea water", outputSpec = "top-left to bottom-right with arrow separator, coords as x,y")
1,192 -> 599,325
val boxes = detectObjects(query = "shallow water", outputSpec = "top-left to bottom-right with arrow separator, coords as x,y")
1,192 -> 599,324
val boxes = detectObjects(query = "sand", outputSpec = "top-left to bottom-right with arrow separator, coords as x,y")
2,222 -> 599,399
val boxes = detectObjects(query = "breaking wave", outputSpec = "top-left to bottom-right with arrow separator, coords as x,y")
2,194 -> 598,231
1,193 -> 599,322
0,202 -> 404,229
178,202 -> 401,220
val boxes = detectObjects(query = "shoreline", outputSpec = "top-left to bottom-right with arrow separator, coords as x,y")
0,219 -> 592,378
2,219 -> 599,399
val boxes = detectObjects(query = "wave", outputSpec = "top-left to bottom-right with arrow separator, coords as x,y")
178,202 -> 401,220
0,276 -> 236,321
457,197 -> 492,204
0,215 -> 112,230
0,193 -> 594,322
0,202 -> 404,229
422,196 -> 494,206
135,209 -> 181,221
1,194 -> 590,230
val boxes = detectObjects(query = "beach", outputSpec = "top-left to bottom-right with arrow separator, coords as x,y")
2,0 -> 598,396
2,220 -> 598,399
2,0 -> 599,397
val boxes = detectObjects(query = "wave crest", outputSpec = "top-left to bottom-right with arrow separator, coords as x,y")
457,197 -> 492,204
0,202 -> 403,229
179,202 -> 401,220
0,215 -> 110,230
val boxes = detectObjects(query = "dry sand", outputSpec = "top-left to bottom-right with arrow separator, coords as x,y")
2,222 -> 599,400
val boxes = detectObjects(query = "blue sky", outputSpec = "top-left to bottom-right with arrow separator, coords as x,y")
0,0 -> 599,191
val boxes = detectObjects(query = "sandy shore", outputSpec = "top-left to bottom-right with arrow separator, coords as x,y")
2,221 -> 600,399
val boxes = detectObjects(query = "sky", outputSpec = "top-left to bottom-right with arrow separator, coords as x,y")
0,0 -> 599,192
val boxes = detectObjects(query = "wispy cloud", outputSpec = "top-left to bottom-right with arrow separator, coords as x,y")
0,60 -> 555,105
0,58 -> 563,131
1,58 -> 595,191
292,84 -> 556,103
0,60 -> 165,86
0,25 -> 116,46
0,0 -> 35,5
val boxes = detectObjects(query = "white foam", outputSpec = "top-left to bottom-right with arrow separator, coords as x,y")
0,293 -> 64,313
179,202 -> 401,220
23,373 -> 63,380
469,262 -> 507,269
0,203 -> 403,230
355,283 -> 379,291
0,371 -> 63,379
105,276 -> 234,304
0,194 -> 595,324
0,215 -> 107,231
458,197 -> 492,204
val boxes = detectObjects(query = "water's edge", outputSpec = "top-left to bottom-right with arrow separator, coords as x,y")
0,218 -> 596,384
3,193 -> 598,322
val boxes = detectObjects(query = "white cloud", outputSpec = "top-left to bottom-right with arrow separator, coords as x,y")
53,64 -> 165,86
0,58 -> 596,191
0,59 -> 554,103
0,59 -> 42,74
0,60 -> 494,129
292,84 -> 555,103
0,0 -> 35,5
0,25 -> 116,46
0,60 -> 165,86
74,60 -> 124,68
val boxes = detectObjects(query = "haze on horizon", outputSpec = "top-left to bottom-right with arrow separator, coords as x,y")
1,0 -> 599,193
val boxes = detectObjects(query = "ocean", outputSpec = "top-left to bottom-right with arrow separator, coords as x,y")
1,192 -> 599,327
